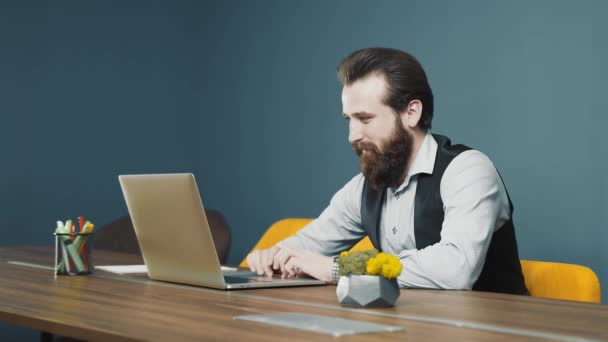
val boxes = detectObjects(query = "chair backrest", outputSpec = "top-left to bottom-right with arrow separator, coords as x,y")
240,218 -> 372,267
93,216 -> 141,255
520,260 -> 601,303
241,218 -> 602,303
96,208 -> 232,264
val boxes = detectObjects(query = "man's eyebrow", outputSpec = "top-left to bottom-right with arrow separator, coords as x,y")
343,111 -> 375,118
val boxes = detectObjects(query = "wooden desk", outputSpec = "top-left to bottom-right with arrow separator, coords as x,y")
1,246 -> 606,341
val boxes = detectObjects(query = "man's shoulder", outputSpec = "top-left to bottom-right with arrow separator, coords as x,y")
328,173 -> 365,215
332,173 -> 366,203
451,149 -> 495,167
441,149 -> 502,190
439,149 -> 511,218
342,172 -> 366,193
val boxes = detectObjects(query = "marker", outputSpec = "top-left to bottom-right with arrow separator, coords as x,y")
65,220 -> 74,269
59,236 -> 86,273
77,221 -> 94,272
76,222 -> 95,253
55,222 -> 73,273
55,222 -> 69,274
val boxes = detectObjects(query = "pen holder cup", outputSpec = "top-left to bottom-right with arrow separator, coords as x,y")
54,233 -> 95,276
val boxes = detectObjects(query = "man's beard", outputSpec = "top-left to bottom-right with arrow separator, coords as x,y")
352,120 -> 413,191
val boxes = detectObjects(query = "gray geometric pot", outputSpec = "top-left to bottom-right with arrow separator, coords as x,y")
336,275 -> 400,307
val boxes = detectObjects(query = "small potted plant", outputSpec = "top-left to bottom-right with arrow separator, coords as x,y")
336,249 -> 402,307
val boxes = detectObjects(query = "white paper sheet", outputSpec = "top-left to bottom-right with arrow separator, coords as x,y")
95,264 -> 238,274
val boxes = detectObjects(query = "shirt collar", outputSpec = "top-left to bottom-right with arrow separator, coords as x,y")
392,131 -> 437,193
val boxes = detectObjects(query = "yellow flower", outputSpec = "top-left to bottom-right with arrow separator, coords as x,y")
340,251 -> 348,257
376,252 -> 389,264
366,256 -> 382,275
381,255 -> 403,279
365,253 -> 403,279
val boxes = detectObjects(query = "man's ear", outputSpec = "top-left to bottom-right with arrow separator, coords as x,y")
399,99 -> 423,129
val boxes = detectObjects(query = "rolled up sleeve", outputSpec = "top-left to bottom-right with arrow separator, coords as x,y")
278,174 -> 368,256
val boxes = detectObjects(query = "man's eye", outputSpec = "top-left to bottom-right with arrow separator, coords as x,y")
361,117 -> 371,123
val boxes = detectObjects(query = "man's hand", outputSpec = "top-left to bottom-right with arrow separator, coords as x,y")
247,246 -> 281,276
247,246 -> 334,282
246,246 -> 300,276
279,246 -> 334,282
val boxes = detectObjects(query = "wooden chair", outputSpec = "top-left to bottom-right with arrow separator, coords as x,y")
240,218 -> 601,303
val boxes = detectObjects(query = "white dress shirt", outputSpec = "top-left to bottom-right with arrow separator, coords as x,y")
279,132 -> 511,290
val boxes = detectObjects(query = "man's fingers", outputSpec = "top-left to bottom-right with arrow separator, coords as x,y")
247,254 -> 256,273
248,246 -> 299,277
284,258 -> 300,277
248,252 -> 260,274
276,246 -> 304,272
275,250 -> 292,273
283,259 -> 293,277
255,252 -> 265,275
262,247 -> 280,276
264,263 -> 273,276
261,252 -> 272,276
272,249 -> 284,271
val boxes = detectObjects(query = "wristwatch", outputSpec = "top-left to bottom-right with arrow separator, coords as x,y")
331,255 -> 340,283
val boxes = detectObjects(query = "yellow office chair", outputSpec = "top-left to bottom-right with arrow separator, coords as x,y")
520,260 -> 601,303
241,218 -> 601,303
239,218 -> 371,268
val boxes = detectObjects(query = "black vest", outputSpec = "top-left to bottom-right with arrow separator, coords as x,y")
361,134 -> 528,295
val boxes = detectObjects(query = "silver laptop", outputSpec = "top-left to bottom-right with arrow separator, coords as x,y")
118,173 -> 326,290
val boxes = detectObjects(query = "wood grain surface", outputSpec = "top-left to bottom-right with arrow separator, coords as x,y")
1,246 -> 606,342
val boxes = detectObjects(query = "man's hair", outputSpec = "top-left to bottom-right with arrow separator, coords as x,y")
337,47 -> 434,130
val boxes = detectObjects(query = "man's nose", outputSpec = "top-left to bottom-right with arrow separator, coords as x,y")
348,121 -> 363,144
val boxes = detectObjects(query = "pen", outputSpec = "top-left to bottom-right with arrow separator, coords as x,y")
78,216 -> 85,234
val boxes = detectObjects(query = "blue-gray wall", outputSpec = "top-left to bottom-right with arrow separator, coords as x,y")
2,0 -> 607,339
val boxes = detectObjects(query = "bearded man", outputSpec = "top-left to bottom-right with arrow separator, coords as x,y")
247,47 -> 528,294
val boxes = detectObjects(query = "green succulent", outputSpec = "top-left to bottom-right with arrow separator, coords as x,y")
338,249 -> 378,276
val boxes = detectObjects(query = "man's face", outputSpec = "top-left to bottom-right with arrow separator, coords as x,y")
342,73 -> 413,190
